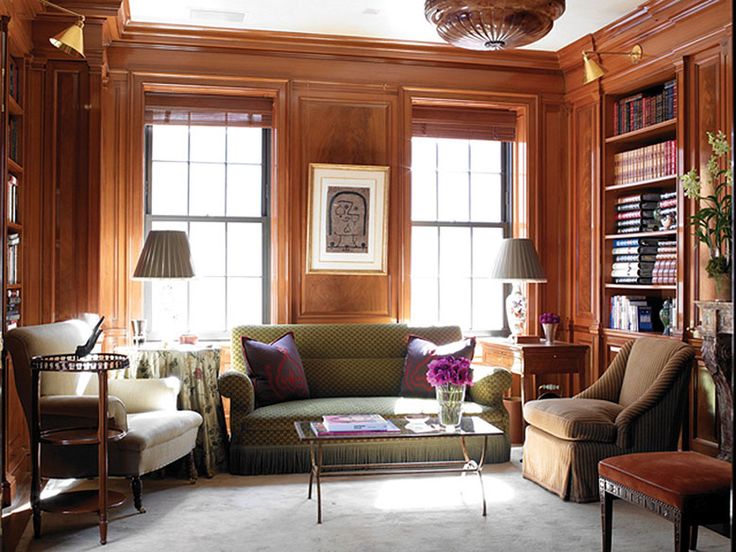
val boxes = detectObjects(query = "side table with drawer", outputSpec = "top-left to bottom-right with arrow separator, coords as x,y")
479,338 -> 589,405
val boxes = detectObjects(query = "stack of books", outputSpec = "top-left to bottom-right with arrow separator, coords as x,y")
610,295 -> 655,332
655,191 -> 677,230
613,140 -> 676,185
652,240 -> 677,285
7,175 -> 18,223
615,193 -> 661,234
613,79 -> 677,135
6,289 -> 20,330
7,234 -> 20,285
611,238 -> 660,284
311,414 -> 400,436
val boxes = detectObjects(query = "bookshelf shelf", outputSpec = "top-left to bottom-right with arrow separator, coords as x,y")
603,328 -> 678,340
7,96 -> 22,116
605,119 -> 676,145
6,284 -> 21,291
7,222 -> 22,234
605,174 -> 677,192
604,230 -> 677,240
604,283 -> 677,290
7,158 -> 23,175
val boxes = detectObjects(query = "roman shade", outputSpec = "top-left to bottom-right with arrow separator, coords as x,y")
144,92 -> 273,127
412,105 -> 517,141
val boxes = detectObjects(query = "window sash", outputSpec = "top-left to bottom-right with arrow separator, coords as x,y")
143,125 -> 271,340
410,140 -> 513,336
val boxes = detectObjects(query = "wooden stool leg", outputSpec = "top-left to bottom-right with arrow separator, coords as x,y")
689,525 -> 698,551
675,516 -> 688,552
601,487 -> 613,552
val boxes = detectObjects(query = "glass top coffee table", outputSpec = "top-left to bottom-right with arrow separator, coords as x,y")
294,416 -> 504,523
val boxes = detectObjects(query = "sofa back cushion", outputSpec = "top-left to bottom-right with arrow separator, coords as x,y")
231,324 -> 463,398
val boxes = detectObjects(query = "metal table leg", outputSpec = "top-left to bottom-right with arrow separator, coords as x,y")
316,443 -> 323,524
308,442 -> 315,499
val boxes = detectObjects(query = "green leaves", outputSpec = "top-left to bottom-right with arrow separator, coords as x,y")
682,129 -> 732,268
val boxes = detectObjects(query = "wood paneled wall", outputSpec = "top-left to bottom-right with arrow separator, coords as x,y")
87,31 -> 568,345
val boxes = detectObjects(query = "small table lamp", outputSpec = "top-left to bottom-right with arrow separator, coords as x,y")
132,230 -> 195,343
489,238 -> 546,340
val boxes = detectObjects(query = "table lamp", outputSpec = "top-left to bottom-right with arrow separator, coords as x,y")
132,230 -> 195,344
489,238 -> 546,340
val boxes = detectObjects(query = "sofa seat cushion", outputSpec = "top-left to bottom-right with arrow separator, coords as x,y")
239,396 -> 502,447
523,398 -> 623,443
115,410 -> 203,452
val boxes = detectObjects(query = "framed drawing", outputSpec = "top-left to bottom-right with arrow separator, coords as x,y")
307,163 -> 389,274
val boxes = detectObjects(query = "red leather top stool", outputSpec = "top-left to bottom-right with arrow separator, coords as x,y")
598,451 -> 731,552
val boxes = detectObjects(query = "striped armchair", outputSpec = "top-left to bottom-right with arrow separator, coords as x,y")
521,338 -> 695,502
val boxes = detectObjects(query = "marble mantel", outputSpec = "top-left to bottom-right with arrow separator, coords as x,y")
695,301 -> 733,462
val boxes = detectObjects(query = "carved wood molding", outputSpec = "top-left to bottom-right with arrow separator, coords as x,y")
600,478 -> 682,523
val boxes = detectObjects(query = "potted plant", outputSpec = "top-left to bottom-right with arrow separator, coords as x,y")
681,131 -> 733,301
426,356 -> 473,431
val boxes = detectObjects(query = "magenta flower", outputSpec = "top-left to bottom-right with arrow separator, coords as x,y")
426,356 -> 474,388
539,312 -> 561,324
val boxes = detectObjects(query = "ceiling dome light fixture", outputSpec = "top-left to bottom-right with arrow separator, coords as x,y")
425,0 -> 566,51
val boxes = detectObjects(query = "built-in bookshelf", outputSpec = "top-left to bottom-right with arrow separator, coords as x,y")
3,45 -> 24,332
602,77 -> 679,337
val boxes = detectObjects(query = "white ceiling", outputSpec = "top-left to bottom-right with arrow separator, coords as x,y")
128,0 -> 644,52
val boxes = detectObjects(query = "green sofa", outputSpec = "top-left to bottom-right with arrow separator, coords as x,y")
218,324 -> 512,475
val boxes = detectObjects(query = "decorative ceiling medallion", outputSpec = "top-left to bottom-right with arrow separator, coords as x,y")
425,0 -> 566,51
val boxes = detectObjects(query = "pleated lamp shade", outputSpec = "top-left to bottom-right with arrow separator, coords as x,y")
133,231 -> 195,279
489,238 -> 547,282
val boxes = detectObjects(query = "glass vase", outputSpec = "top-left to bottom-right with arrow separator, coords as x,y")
435,384 -> 466,431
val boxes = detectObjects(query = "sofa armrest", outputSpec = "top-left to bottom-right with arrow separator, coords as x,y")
469,365 -> 512,407
40,395 -> 128,432
218,370 -> 255,415
108,377 -> 180,413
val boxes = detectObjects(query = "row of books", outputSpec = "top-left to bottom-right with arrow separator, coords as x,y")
9,118 -> 19,164
613,79 -> 676,135
652,240 -> 677,284
610,295 -> 656,332
654,193 -> 677,231
6,288 -> 20,330
7,175 -> 19,224
8,58 -> 20,102
614,191 -> 677,234
311,414 -> 400,436
613,140 -> 676,185
7,234 -> 20,285
611,237 -> 676,284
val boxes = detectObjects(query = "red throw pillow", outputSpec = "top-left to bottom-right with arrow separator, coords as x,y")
400,335 -> 476,398
241,332 -> 310,408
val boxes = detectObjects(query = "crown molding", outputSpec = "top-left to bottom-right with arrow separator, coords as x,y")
112,21 -> 562,73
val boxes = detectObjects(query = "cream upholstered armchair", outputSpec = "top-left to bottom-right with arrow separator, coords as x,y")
5,320 -> 203,512
522,338 -> 695,503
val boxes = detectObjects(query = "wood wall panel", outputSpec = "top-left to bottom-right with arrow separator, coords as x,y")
294,95 -> 396,321
47,61 -> 92,321
570,101 -> 599,328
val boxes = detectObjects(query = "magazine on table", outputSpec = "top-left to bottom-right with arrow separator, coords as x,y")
322,414 -> 391,432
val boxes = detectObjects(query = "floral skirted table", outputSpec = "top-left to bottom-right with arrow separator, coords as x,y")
114,344 -> 229,476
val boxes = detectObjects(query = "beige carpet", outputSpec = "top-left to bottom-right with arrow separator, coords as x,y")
19,449 -> 731,551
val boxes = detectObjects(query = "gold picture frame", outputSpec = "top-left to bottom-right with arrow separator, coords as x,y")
306,163 -> 390,275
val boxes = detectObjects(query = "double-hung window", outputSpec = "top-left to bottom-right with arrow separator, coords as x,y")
410,133 -> 513,335
143,118 -> 270,340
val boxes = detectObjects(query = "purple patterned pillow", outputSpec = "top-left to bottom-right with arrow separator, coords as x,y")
400,335 -> 476,398
241,332 -> 310,408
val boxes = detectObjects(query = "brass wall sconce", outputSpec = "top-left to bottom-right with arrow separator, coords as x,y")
582,44 -> 643,84
40,0 -> 85,58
